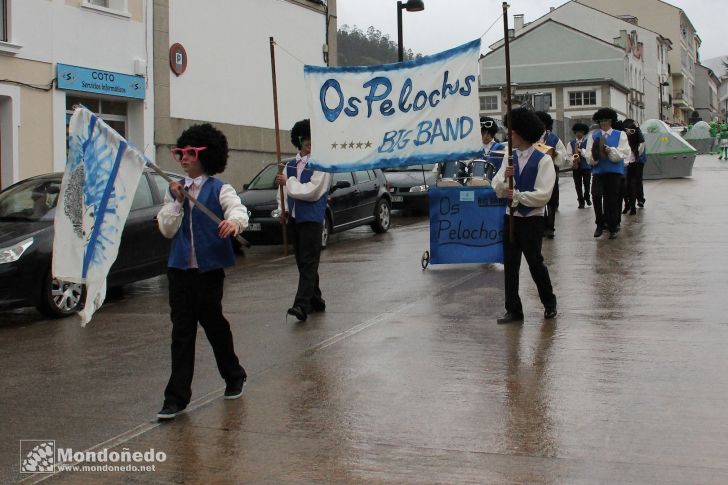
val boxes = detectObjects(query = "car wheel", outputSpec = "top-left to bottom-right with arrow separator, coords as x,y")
370,198 -> 391,233
37,269 -> 85,318
321,215 -> 331,249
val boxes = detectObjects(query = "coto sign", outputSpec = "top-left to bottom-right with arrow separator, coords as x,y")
91,71 -> 115,82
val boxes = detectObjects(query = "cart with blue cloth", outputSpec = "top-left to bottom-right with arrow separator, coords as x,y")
421,183 -> 507,268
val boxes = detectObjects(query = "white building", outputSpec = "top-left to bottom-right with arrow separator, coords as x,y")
489,1 -> 672,123
0,0 -> 153,189
154,0 -> 337,187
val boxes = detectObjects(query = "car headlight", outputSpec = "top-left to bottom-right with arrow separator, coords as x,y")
0,237 -> 34,264
409,184 -> 429,193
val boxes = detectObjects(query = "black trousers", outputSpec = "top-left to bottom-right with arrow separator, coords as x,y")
290,220 -> 324,312
572,168 -> 592,205
165,268 -> 245,407
503,215 -> 557,315
591,173 -> 622,232
622,163 -> 643,210
544,164 -> 559,232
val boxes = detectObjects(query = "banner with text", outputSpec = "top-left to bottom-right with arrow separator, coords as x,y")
428,186 -> 506,265
304,39 -> 482,172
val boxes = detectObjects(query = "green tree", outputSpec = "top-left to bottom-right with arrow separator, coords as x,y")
337,24 -> 422,66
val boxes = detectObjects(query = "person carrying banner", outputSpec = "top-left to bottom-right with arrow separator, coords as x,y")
156,123 -> 249,420
275,119 -> 332,322
534,111 -> 568,239
492,108 -> 558,324
566,123 -> 592,209
583,108 -> 631,240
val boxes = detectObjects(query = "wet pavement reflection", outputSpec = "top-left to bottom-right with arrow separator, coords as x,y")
3,155 -> 728,483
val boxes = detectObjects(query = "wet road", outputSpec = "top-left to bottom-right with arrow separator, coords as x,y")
3,154 -> 728,483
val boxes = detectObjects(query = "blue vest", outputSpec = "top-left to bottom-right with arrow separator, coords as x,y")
168,177 -> 235,272
485,142 -> 506,171
591,130 -> 625,176
543,131 -> 560,148
639,147 -> 647,165
513,149 -> 546,216
286,159 -> 328,223
570,138 -> 590,170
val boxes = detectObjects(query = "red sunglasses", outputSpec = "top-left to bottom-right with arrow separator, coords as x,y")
170,146 -> 207,162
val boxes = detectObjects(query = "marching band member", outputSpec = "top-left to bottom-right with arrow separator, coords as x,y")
583,108 -> 631,240
480,116 -> 506,171
492,108 -> 558,324
621,119 -> 645,215
566,123 -> 592,209
156,123 -> 249,420
535,111 -> 568,239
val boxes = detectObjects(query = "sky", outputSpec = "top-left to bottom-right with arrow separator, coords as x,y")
336,0 -> 726,63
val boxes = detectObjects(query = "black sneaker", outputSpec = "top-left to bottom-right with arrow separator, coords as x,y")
310,298 -> 326,313
287,306 -> 307,321
497,312 -> 524,324
224,377 -> 246,400
544,308 -> 557,319
637,199 -> 645,208
594,227 -> 603,237
157,402 -> 186,421
586,199 -> 592,206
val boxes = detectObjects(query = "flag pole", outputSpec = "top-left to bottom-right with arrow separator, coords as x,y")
502,2 -> 514,242
146,160 -> 250,248
270,36 -> 289,257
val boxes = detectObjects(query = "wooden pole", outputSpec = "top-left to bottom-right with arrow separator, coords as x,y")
502,2 -> 514,242
146,160 -> 250,248
270,36 -> 289,256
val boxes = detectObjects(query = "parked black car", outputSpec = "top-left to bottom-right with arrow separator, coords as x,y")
0,169 -> 183,318
238,163 -> 391,247
383,164 -> 437,214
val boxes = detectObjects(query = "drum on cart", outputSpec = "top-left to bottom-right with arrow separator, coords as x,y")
466,159 -> 496,187
436,160 -> 468,187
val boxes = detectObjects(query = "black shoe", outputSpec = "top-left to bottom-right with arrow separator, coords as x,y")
497,312 -> 524,324
586,199 -> 592,206
544,308 -> 557,319
287,306 -> 307,321
224,377 -> 246,400
594,227 -> 603,237
622,206 -> 630,214
638,199 -> 645,208
544,229 -> 555,239
157,402 -> 186,421
578,203 -> 585,209
310,298 -> 326,313
609,231 -> 618,240
629,208 -> 636,215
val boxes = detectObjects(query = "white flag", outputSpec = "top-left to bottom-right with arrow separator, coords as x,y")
53,107 -> 146,325
304,39 -> 482,172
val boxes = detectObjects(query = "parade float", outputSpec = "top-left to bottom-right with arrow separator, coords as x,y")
641,119 -> 697,179
683,120 -> 714,154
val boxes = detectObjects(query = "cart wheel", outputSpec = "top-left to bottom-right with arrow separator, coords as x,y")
421,250 -> 430,270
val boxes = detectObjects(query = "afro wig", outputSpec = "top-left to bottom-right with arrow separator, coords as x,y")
507,108 -> 545,144
176,123 -> 229,176
480,116 -> 499,136
290,119 -> 311,150
592,107 -> 618,125
572,123 -> 590,135
535,111 -> 553,131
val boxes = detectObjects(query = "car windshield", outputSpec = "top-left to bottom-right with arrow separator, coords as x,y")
383,164 -> 436,172
0,179 -> 61,222
246,164 -> 278,190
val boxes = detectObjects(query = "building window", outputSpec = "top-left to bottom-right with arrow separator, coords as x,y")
81,0 -> 129,16
480,95 -> 498,111
569,90 -> 597,106
1,0 -> 7,42
533,93 -> 552,111
65,96 -> 128,148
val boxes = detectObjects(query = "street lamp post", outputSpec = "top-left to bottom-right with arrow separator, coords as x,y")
659,81 -> 670,121
397,0 -> 425,62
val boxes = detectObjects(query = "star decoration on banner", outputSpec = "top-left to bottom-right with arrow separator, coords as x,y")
329,141 -> 373,150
